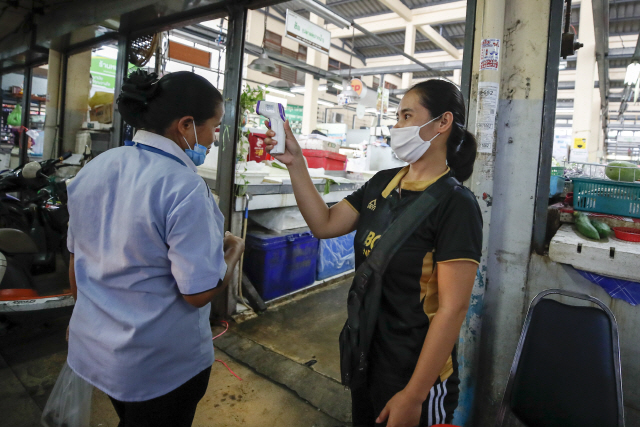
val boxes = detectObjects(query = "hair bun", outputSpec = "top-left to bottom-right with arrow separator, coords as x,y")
120,70 -> 160,106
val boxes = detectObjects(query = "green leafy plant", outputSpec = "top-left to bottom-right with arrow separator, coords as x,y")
235,85 -> 267,196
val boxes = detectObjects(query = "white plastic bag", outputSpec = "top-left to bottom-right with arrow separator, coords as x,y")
41,362 -> 93,427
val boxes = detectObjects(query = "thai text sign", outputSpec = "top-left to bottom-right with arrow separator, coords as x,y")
285,10 -> 330,54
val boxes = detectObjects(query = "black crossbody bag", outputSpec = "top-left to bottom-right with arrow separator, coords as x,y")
339,176 -> 459,389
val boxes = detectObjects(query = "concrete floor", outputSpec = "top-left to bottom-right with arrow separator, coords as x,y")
231,278 -> 350,382
0,303 -> 348,427
214,278 -> 353,423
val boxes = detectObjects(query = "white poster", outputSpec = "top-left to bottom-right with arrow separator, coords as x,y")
476,82 -> 500,153
480,39 -> 500,71
285,10 -> 331,54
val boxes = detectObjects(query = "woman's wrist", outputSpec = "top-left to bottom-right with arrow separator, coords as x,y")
286,155 -> 306,170
404,379 -> 431,403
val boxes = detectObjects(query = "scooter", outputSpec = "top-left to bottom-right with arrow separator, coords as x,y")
0,154 -> 75,315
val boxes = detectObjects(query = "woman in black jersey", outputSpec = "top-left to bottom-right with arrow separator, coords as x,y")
265,79 -> 482,427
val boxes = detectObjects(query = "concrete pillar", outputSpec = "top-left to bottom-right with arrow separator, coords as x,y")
62,50 -> 91,153
571,0 -> 596,160
301,11 -> 324,135
470,0 -> 554,424
453,68 -> 462,87
402,23 -> 416,89
43,49 -> 62,160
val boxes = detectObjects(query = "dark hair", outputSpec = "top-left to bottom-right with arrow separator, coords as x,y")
408,79 -> 477,182
117,70 -> 223,134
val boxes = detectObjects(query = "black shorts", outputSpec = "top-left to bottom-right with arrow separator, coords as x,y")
351,372 -> 460,427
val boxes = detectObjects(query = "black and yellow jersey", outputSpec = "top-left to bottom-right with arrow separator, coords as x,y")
343,166 -> 483,385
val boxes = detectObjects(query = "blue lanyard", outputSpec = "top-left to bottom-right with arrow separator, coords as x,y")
131,142 -> 187,168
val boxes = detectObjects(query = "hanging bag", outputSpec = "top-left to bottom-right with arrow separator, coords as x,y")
41,361 -> 93,427
339,176 -> 459,389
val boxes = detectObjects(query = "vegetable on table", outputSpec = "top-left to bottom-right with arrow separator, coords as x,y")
574,212 -> 601,240
590,219 -> 611,238
605,161 -> 640,182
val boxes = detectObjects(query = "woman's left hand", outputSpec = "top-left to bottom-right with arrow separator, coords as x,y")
376,389 -> 423,427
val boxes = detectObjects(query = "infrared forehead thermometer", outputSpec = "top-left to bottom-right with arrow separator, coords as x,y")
256,101 -> 286,155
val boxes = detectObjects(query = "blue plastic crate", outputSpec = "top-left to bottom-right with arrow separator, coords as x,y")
549,175 -> 565,198
243,228 -> 319,300
317,231 -> 356,281
573,177 -> 640,218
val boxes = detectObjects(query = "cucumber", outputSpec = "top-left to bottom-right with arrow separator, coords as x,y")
605,161 -> 640,182
590,219 -> 611,238
574,212 -> 600,240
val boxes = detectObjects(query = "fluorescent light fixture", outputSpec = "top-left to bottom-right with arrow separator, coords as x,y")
317,100 -> 336,107
290,84 -> 327,93
262,85 -> 295,98
625,62 -> 640,85
559,61 -> 567,70
296,0 -> 351,28
332,83 -> 343,90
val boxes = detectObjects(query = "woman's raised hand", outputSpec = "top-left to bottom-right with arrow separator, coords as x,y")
264,120 -> 303,166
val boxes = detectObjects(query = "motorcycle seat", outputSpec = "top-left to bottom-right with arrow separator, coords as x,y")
0,229 -> 39,254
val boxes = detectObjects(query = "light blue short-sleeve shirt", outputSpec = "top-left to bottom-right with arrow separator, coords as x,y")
67,130 -> 226,402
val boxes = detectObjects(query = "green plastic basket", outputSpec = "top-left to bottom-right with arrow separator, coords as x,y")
551,166 -> 564,177
573,177 -> 640,218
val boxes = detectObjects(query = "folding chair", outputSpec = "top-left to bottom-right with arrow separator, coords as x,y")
496,289 -> 624,427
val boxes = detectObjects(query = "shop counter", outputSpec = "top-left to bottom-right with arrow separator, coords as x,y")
201,177 -> 361,211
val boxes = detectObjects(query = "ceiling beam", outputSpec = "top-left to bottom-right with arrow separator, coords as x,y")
328,1 -> 467,38
417,24 -> 461,59
375,0 -> 412,22
334,60 -> 462,76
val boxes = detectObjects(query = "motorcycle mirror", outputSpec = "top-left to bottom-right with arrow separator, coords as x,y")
22,161 -> 42,179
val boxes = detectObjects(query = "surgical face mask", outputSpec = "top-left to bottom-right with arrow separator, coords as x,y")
183,127 -> 207,166
390,115 -> 442,164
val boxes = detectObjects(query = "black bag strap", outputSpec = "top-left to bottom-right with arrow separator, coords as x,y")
360,176 -> 459,277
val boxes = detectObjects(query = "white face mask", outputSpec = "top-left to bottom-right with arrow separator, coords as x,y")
390,115 -> 441,164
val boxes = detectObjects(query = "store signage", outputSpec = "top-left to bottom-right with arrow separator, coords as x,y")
285,10 -> 331,55
168,41 -> 211,68
90,56 -> 137,92
90,56 -> 118,91
350,78 -> 364,96
285,104 -> 304,134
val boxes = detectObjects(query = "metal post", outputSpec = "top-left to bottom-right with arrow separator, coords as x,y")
532,0 -> 564,254
461,0 -> 478,119
19,66 -> 33,166
0,74 -> 3,130
112,35 -> 129,150
215,4 -> 248,319
216,4 -> 247,229
57,53 -> 68,157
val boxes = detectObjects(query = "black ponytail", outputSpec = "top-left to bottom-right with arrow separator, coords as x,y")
408,79 -> 477,182
117,70 -> 223,135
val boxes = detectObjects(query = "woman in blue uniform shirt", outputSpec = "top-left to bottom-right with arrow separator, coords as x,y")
264,79 -> 483,427
66,70 -> 244,427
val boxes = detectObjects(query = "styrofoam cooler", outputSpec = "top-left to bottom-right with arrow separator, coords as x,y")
243,227 -> 319,300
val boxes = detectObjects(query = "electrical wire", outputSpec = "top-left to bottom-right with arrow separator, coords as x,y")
212,320 -> 243,381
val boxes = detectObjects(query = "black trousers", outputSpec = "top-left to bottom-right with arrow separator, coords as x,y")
351,373 -> 459,427
109,367 -> 211,427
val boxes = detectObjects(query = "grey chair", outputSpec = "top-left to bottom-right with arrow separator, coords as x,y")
496,289 -> 624,427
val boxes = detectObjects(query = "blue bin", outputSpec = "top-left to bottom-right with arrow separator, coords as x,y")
317,231 -> 356,280
244,227 -> 319,300
549,175 -> 565,197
